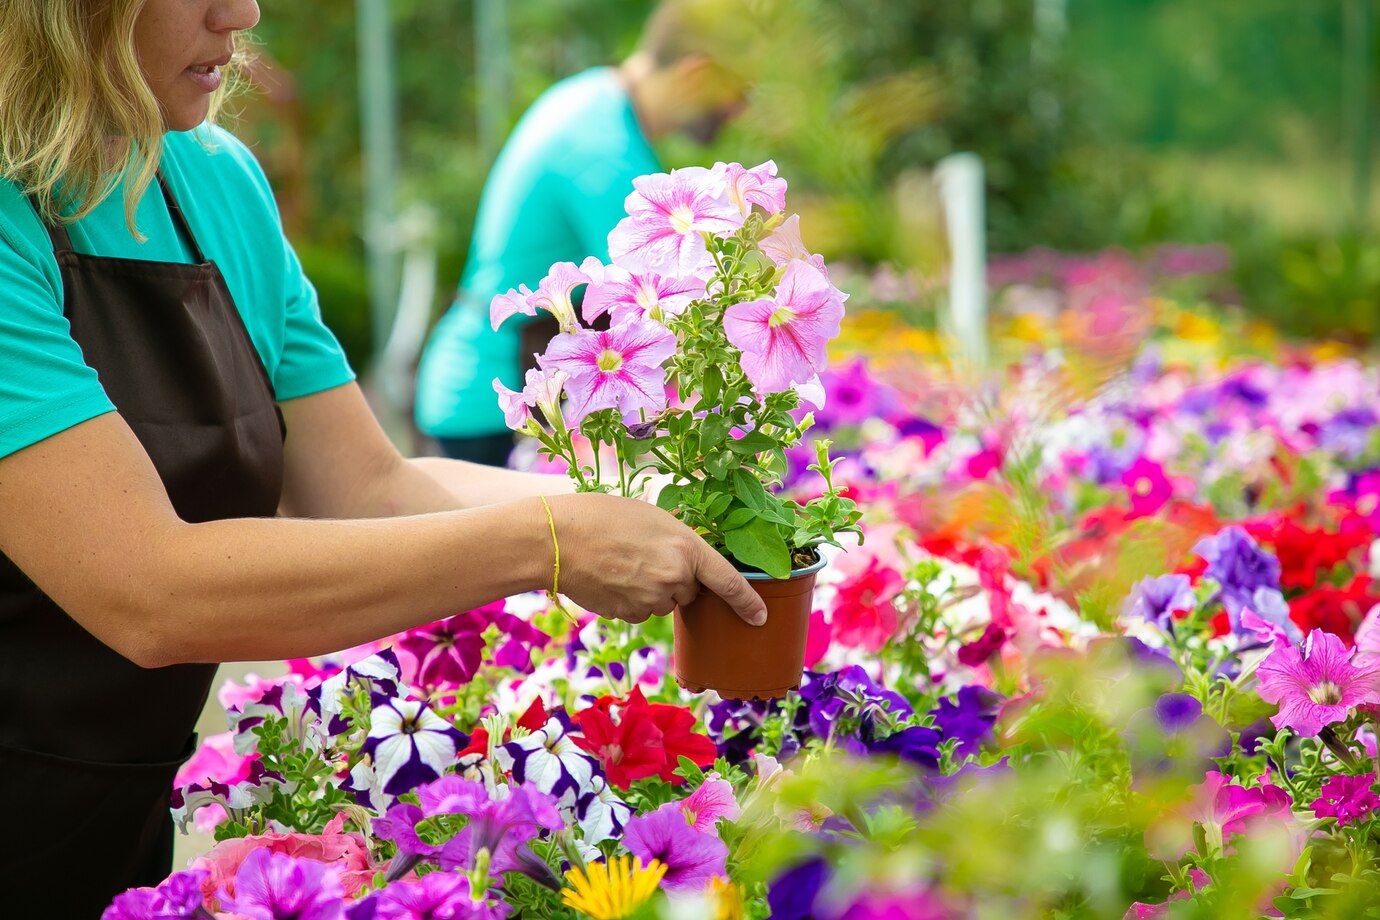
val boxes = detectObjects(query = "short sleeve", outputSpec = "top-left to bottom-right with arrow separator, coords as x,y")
272,238 -> 357,401
558,114 -> 662,260
0,217 -> 114,460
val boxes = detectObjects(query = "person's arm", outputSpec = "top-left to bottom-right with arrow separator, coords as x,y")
0,397 -> 765,669
274,382 -> 569,518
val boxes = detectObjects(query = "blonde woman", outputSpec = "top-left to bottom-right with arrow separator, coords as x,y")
0,1 -> 765,912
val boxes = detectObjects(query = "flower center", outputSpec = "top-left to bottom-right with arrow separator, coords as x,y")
669,204 -> 696,235
1134,477 -> 1153,496
597,349 -> 624,373
1360,494 -> 1378,516
401,714 -> 421,735
635,282 -> 661,311
1309,680 -> 1344,705
600,743 -> 624,765
768,306 -> 797,328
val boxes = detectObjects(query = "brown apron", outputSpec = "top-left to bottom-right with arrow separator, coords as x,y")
0,174 -> 286,917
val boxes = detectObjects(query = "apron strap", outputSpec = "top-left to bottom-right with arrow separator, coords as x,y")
155,172 -> 207,265
25,172 -> 206,264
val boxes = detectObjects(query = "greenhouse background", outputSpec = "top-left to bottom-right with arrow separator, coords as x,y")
232,0 -> 1376,393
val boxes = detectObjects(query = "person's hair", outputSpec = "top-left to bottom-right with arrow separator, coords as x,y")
0,0 -> 248,232
638,0 -> 736,70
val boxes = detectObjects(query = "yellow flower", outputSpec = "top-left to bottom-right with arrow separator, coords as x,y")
562,855 -> 667,920
708,875 -> 746,920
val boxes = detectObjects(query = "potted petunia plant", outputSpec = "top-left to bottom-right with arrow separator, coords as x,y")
490,161 -> 861,699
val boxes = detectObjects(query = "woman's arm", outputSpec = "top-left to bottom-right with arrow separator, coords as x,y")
0,408 -> 764,669
274,383 -> 570,518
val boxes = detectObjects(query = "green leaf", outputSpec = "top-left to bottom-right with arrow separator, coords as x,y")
673,755 -> 706,785
704,490 -> 733,521
705,450 -> 733,480
728,431 -> 776,455
655,483 -> 683,513
731,469 -> 770,511
702,365 -> 723,406
699,413 -> 732,453
719,506 -> 758,532
724,516 -> 791,579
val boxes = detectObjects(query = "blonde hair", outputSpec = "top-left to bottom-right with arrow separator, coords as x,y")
0,0 -> 248,232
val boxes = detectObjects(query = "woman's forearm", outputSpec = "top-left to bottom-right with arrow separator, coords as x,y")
133,500 -> 550,667
409,455 -> 575,508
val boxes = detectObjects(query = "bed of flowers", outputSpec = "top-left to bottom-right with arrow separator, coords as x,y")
105,194 -> 1380,918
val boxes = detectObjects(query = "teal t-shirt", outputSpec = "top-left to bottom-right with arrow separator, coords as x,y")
0,125 -> 355,460
414,67 -> 661,438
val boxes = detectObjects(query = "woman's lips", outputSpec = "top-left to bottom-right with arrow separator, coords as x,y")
185,63 -> 223,93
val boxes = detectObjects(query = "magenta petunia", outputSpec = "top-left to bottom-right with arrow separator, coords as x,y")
608,166 -> 744,276
723,260 -> 845,394
1256,628 -> 1380,737
537,319 -> 677,425
1312,772 -> 1380,826
623,805 -> 728,892
394,608 -> 490,691
1120,456 -> 1173,519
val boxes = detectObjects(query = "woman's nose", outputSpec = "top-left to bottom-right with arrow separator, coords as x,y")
210,0 -> 261,34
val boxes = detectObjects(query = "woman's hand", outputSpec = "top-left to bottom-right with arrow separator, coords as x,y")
545,492 -> 767,627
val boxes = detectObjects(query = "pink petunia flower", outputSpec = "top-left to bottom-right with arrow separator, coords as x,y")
829,552 -> 904,652
715,160 -> 788,217
723,260 -> 846,394
538,319 -> 677,425
1120,456 -> 1173,519
1256,628 -> 1380,737
608,166 -> 744,277
582,264 -> 706,327
672,773 -> 741,836
759,214 -> 829,277
493,366 -> 570,433
1311,773 -> 1380,826
1184,771 -> 1292,857
490,261 -> 590,333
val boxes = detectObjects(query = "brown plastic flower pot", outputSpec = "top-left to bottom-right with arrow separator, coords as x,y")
673,555 -> 827,700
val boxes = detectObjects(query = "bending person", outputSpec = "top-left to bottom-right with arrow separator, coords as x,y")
414,0 -> 749,464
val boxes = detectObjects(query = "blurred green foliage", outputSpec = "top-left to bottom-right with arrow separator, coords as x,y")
237,0 -> 1376,366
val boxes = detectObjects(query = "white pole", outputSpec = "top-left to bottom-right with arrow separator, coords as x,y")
357,0 -> 400,367
935,153 -> 988,370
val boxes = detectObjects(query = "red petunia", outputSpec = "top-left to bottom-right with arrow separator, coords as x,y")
572,687 -> 715,788
1245,514 -> 1370,592
1289,576 -> 1380,646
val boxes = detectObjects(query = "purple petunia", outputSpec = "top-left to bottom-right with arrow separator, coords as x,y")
101,869 -> 210,920
796,667 -> 914,751
623,806 -> 729,892
1192,526 -> 1282,623
1125,574 -> 1196,629
357,870 -> 510,920
220,849 -> 345,920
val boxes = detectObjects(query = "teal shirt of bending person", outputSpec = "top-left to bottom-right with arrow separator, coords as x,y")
414,68 -> 661,462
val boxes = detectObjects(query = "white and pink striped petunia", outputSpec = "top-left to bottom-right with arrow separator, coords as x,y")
608,166 -> 744,277
537,318 -> 677,425
723,259 -> 846,394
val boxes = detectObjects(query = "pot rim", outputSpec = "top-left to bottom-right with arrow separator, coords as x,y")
739,552 -> 827,581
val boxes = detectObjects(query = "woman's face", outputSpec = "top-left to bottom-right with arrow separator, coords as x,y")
132,0 -> 260,132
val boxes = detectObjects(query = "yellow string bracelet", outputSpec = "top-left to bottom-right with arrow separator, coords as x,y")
538,495 -> 576,622
538,495 -> 560,599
